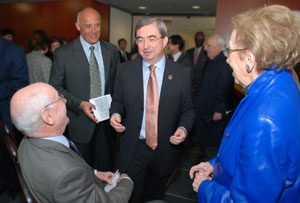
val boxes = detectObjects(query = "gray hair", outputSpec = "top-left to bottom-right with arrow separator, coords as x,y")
12,93 -> 51,136
134,17 -> 168,38
214,34 -> 227,51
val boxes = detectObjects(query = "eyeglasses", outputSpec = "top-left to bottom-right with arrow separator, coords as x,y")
223,47 -> 248,57
136,36 -> 163,45
44,93 -> 66,109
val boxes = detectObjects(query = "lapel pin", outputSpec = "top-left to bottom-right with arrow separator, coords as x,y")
168,74 -> 173,80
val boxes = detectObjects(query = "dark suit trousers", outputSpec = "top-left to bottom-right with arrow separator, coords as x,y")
127,139 -> 170,203
73,121 -> 114,171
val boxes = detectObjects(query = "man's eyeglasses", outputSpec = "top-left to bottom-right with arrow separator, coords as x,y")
223,47 -> 248,57
44,93 -> 66,109
136,36 -> 163,45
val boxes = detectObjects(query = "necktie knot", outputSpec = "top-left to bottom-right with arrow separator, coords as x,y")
149,64 -> 156,72
90,46 -> 95,52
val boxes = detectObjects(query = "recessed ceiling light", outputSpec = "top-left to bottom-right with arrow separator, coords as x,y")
139,6 -> 147,10
192,5 -> 200,9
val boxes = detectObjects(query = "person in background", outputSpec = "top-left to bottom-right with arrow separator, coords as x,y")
167,34 -> 192,68
26,29 -> 52,84
186,31 -> 208,91
1,28 -> 15,41
192,34 -> 233,158
110,17 -> 195,203
117,38 -> 131,63
0,36 -> 28,203
46,36 -> 64,61
50,7 -> 120,171
190,5 -> 300,202
11,82 -> 133,203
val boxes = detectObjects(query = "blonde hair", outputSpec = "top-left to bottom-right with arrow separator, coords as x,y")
231,5 -> 300,73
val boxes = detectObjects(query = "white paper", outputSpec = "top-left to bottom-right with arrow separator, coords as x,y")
104,170 -> 120,192
89,94 -> 112,122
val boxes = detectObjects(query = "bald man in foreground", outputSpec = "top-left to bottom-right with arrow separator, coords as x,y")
11,83 -> 132,203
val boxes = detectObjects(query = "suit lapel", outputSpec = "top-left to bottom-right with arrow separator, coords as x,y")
134,59 -> 144,106
72,38 -> 90,77
159,60 -> 173,104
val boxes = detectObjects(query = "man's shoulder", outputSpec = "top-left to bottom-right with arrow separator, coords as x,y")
99,40 -> 118,51
0,38 -> 24,55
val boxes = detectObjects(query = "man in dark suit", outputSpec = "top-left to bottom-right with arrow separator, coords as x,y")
110,18 -> 195,203
117,38 -> 131,63
192,34 -> 234,158
186,31 -> 208,92
49,7 -> 120,171
167,34 -> 193,68
11,82 -> 133,203
0,37 -> 28,203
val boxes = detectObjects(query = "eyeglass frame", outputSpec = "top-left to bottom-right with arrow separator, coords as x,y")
44,93 -> 66,109
135,35 -> 164,45
223,47 -> 248,57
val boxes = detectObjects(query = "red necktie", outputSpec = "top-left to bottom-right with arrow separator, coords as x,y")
146,65 -> 159,150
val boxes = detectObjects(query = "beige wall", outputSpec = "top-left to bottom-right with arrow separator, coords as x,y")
109,7 -> 132,51
132,15 -> 215,51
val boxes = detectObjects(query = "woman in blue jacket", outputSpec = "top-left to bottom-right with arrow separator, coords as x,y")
190,5 -> 300,202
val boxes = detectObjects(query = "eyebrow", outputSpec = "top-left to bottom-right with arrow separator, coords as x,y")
137,34 -> 159,39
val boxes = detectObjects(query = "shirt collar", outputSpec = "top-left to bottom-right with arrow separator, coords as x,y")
143,55 -> 166,72
80,35 -> 100,53
42,135 -> 69,148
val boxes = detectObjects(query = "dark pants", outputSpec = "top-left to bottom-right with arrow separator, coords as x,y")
73,122 -> 114,171
127,140 -> 170,203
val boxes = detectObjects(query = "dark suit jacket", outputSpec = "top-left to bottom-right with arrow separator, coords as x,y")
118,51 -> 131,63
176,53 -> 193,69
186,47 -> 208,90
193,52 -> 234,146
49,37 -> 120,143
110,58 -> 195,176
0,38 -> 28,127
18,137 -> 133,203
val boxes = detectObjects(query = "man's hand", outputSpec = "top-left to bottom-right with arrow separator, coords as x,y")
79,101 -> 98,123
169,127 -> 187,145
96,171 -> 114,184
110,113 -> 126,132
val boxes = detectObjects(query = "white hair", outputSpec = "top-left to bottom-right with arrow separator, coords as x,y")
12,93 -> 51,136
215,34 -> 227,51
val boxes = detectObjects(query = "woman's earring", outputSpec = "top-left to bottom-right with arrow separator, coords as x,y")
245,64 -> 252,73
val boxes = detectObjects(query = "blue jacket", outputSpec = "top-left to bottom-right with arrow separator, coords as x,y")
198,68 -> 300,202
0,38 -> 28,126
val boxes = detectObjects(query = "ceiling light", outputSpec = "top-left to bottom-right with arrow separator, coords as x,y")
192,5 -> 200,9
139,6 -> 147,10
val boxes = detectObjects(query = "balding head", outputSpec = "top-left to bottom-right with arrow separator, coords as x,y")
10,83 -> 68,137
75,7 -> 101,45
204,34 -> 226,60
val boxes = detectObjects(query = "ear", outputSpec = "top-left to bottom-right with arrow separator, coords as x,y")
162,36 -> 169,48
245,50 -> 256,68
40,108 -> 55,126
75,22 -> 80,32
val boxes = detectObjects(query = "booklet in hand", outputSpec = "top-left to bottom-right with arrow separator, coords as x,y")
89,94 -> 112,122
104,170 -> 120,192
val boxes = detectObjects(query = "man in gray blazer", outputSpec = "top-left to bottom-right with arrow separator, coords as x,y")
11,83 -> 133,203
49,7 -> 120,171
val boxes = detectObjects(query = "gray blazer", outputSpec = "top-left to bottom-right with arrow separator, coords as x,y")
18,137 -> 133,203
49,37 -> 120,143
